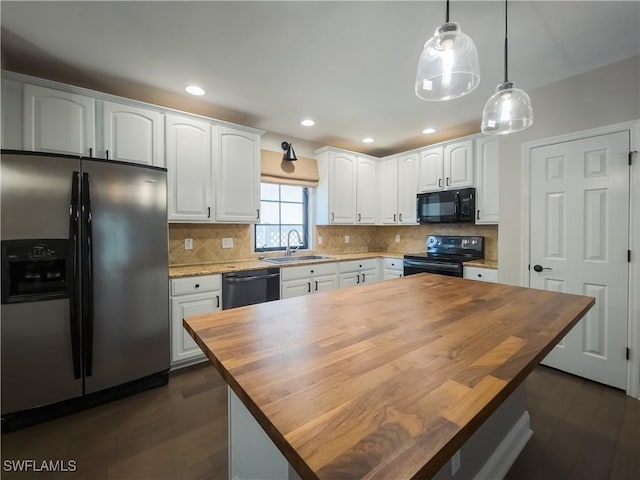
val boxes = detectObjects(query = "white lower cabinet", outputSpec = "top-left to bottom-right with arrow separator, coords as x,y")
170,275 -> 222,368
382,257 -> 403,279
280,263 -> 339,299
339,259 -> 379,288
463,266 -> 498,283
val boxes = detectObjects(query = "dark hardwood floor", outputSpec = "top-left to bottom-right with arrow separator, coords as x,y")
1,363 -> 638,479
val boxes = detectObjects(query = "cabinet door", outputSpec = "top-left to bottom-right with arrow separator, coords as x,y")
378,157 -> 399,224
444,139 -> 474,189
170,291 -> 220,366
23,84 -> 95,156
475,137 -> 499,224
166,114 -> 212,222
215,126 -> 261,223
312,274 -> 339,293
463,266 -> 498,283
356,157 -> 377,224
397,153 -> 419,224
329,152 -> 357,224
339,272 -> 359,288
102,101 -> 164,166
360,268 -> 379,284
418,146 -> 444,192
281,279 -> 312,299
384,269 -> 403,280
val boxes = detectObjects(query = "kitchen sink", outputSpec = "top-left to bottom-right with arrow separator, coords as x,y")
263,255 -> 333,264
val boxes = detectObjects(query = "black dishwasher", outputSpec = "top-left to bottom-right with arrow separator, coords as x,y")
222,268 -> 280,309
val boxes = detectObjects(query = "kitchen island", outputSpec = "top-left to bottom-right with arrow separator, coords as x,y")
184,273 -> 594,480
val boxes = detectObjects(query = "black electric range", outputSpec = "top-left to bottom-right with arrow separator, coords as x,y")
403,235 -> 484,278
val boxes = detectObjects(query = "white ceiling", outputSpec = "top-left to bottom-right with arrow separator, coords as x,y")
2,1 -> 639,156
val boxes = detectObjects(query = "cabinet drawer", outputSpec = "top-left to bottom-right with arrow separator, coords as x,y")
463,267 -> 498,283
171,274 -> 221,295
382,258 -> 403,271
339,258 -> 378,273
281,262 -> 337,281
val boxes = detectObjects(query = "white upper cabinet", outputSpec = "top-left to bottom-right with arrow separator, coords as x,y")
443,139 -> 474,189
419,138 -> 474,192
356,156 -> 377,224
214,126 -> 260,223
102,101 -> 164,167
379,153 -> 418,225
315,148 -> 358,224
23,84 -> 95,156
166,114 -> 212,222
418,146 -> 444,192
475,136 -> 500,224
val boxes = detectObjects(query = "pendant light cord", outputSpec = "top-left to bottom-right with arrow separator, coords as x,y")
504,0 -> 509,82
445,0 -> 450,22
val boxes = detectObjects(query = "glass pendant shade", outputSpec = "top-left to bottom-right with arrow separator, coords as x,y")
415,22 -> 481,101
481,81 -> 533,135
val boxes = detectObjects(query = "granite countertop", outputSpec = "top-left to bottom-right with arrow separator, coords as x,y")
169,252 -> 407,278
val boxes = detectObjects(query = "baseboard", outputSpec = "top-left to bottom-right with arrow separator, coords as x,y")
474,411 -> 533,480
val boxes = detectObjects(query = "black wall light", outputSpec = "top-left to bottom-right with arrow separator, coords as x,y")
281,142 -> 298,161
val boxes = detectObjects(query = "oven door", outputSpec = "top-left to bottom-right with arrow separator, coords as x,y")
403,259 -> 462,277
417,191 -> 458,223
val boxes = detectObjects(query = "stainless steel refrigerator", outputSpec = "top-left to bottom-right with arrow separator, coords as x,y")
1,151 -> 169,430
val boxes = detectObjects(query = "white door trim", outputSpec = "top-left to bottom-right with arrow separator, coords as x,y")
520,119 -> 640,399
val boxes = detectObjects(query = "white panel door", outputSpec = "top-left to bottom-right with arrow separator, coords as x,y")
378,157 -> 399,224
356,157 -> 377,224
418,146 -> 444,192
166,114 -> 212,222
329,152 -> 357,224
102,101 -> 164,166
397,153 -> 419,224
215,126 -> 260,222
23,84 -> 95,156
530,131 -> 630,389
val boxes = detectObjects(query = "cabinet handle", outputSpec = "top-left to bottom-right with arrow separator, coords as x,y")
477,209 -> 480,220
446,177 -> 450,186
477,274 -> 483,278
194,283 -> 200,289
358,213 -> 361,222
331,212 -> 334,221
393,214 -> 397,222
314,281 -> 318,291
105,149 -> 109,160
89,147 -> 93,157
307,282 -> 311,293
256,208 -> 260,220
362,273 -> 366,283
216,295 -> 220,308
207,207 -> 211,218
438,178 -> 442,188
356,274 -> 360,284
399,213 -> 403,222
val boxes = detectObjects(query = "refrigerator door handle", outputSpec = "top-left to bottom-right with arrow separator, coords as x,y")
82,172 -> 94,377
69,171 -> 82,379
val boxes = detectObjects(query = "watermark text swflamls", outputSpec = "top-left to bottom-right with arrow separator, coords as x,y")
3,459 -> 77,473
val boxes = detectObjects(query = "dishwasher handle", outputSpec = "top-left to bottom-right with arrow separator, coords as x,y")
224,272 -> 280,283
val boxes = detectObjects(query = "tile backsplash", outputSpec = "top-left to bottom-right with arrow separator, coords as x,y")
169,223 -> 498,265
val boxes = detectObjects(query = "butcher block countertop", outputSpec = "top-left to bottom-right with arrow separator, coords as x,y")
184,274 -> 592,480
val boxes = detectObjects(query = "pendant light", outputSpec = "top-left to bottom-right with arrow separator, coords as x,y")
415,0 -> 480,101
481,0 -> 533,135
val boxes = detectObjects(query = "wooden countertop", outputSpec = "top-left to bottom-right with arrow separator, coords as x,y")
169,252 -> 405,278
184,274 -> 590,480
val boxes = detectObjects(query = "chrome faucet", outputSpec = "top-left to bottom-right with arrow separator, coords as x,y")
285,229 -> 303,256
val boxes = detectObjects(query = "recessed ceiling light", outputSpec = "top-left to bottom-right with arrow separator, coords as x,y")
300,119 -> 315,127
362,137 -> 374,144
185,85 -> 205,96
422,127 -> 436,134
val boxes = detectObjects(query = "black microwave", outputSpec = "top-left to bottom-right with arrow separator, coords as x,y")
416,188 -> 475,224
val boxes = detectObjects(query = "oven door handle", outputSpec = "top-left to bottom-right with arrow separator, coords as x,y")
403,259 -> 461,272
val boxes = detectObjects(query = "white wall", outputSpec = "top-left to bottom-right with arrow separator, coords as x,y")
498,55 -> 640,285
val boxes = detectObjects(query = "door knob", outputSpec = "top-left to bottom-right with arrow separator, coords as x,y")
533,264 -> 552,272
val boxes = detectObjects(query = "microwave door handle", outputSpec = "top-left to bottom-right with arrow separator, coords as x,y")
454,193 -> 460,219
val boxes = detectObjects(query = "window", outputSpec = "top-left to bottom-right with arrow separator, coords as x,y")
255,183 -> 309,252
